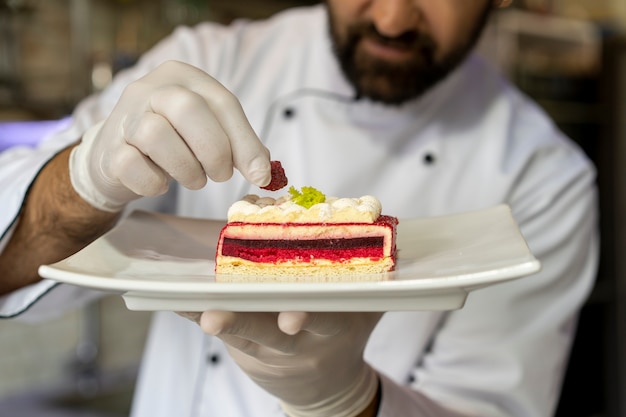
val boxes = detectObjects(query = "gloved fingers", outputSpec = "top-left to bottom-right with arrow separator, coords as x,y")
200,310 -> 278,336
200,310 -> 299,354
199,310 -> 234,335
122,111 -> 207,190
218,334 -> 265,357
108,141 -> 170,197
147,84 -> 235,183
149,61 -> 271,186
203,95 -> 271,187
278,311 -> 384,337
69,60 -> 271,213
174,64 -> 271,187
276,311 -> 309,335
200,309 -> 382,412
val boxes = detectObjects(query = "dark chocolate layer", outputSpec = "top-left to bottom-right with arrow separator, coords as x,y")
220,237 -> 385,262
222,236 -> 383,250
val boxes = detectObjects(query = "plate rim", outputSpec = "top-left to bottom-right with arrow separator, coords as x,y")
37,205 -> 542,309
38,259 -> 540,294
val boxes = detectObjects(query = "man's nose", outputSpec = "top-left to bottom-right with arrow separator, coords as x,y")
368,0 -> 421,38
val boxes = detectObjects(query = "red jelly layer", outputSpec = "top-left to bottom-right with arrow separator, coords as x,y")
218,216 -> 398,264
221,237 -> 384,263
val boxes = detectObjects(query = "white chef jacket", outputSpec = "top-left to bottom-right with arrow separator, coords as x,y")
0,5 -> 598,417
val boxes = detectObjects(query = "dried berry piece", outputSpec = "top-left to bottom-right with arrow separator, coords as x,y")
261,160 -> 288,191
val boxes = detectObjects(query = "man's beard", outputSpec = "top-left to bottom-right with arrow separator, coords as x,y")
328,8 -> 492,105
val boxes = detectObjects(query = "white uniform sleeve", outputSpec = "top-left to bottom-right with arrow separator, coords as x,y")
0,127 -> 84,320
378,373 -> 476,417
372,108 -> 598,415
0,22 -> 224,321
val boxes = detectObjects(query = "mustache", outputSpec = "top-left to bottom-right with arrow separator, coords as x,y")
349,22 -> 436,52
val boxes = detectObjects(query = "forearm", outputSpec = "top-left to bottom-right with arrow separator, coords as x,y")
0,145 -> 119,295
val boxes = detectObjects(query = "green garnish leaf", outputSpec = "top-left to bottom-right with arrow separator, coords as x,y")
288,186 -> 326,209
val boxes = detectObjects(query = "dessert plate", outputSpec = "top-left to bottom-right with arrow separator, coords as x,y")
38,205 -> 540,312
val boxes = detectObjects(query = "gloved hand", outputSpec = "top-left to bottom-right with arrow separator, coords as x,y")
199,311 -> 382,417
70,60 -> 271,212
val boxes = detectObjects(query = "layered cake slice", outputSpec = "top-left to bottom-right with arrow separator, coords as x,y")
215,187 -> 398,282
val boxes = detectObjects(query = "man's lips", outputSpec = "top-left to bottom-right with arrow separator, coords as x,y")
359,37 -> 416,61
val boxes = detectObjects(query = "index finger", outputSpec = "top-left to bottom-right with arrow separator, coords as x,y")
278,312 -> 384,337
182,64 -> 272,186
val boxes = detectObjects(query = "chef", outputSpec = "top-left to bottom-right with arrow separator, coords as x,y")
0,1 -> 598,416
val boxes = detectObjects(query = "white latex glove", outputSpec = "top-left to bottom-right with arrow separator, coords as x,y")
199,311 -> 382,417
70,60 -> 271,212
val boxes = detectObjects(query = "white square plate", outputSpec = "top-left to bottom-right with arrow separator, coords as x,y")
38,205 -> 540,312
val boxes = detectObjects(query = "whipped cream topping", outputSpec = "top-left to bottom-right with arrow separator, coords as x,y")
227,194 -> 382,223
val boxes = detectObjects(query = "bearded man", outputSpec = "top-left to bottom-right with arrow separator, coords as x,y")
0,1 -> 598,416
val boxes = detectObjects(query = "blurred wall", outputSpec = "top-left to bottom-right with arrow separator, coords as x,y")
522,0 -> 626,25
0,0 -> 319,120
0,296 -> 151,398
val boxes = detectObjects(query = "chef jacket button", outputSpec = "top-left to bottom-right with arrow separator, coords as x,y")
407,374 -> 416,383
423,153 -> 436,165
283,107 -> 296,119
208,353 -> 220,364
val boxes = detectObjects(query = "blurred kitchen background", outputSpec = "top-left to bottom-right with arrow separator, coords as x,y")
0,0 -> 625,416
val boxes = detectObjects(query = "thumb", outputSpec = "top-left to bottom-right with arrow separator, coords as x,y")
277,311 -> 310,335
277,312 -> 348,337
239,152 -> 272,187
